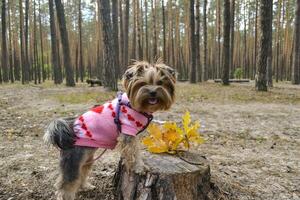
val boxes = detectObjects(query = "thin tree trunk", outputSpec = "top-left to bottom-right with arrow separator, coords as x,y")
217,0 -> 221,78
222,0 -> 230,85
119,0 -> 124,68
292,0 -> 300,84
195,0 -> 201,82
33,0 -> 38,84
24,0 -> 30,81
2,0 -> 9,82
230,0 -> 235,77
131,0 -> 137,59
254,0 -> 258,78
145,0 -> 149,61
54,0 -> 75,86
202,0 -> 208,81
123,0 -> 129,66
137,0 -> 143,60
256,0 -> 273,91
267,2 -> 273,87
8,0 -> 13,83
112,0 -> 120,77
152,0 -> 158,60
19,0 -> 27,84
189,0 -> 196,83
162,0 -> 167,61
38,0 -> 45,82
78,0 -> 84,82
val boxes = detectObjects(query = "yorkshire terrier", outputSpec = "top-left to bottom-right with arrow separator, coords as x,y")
44,60 -> 176,200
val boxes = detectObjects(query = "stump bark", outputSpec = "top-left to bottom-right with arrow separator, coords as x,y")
113,150 -> 211,200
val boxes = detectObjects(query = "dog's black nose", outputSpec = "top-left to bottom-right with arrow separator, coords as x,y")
149,91 -> 157,97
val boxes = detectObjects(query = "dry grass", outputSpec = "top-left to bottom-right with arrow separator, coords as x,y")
176,82 -> 300,104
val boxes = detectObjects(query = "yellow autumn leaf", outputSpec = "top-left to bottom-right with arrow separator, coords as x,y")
142,111 -> 205,154
182,111 -> 191,133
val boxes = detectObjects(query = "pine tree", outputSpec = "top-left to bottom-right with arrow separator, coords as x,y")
256,0 -> 273,91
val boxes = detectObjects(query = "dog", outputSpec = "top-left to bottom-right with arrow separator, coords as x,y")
44,60 -> 176,200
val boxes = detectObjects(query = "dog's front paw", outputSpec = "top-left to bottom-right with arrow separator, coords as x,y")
80,182 -> 96,191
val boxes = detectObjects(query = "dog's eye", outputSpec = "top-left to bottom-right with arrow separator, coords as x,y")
157,80 -> 163,85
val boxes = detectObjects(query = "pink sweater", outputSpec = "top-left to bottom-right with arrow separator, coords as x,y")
73,93 -> 152,149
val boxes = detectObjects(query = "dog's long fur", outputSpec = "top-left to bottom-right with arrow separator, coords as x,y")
44,60 -> 176,200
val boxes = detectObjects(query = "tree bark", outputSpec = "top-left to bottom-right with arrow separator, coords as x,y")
162,0 -> 167,61
49,0 -> 62,84
123,0 -> 129,66
38,0 -> 45,82
78,0 -> 84,82
189,0 -> 197,83
292,0 -> 300,84
19,0 -> 27,84
1,0 -> 9,82
195,0 -> 201,82
24,0 -> 30,81
222,0 -> 231,85
54,0 -> 75,86
267,2 -> 273,87
112,0 -> 120,77
114,150 -> 211,200
256,0 -> 273,91
7,0 -> 13,83
202,0 -> 208,81
230,0 -> 235,77
98,0 -> 118,91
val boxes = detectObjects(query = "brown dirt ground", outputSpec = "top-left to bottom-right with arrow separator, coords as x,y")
0,81 -> 299,200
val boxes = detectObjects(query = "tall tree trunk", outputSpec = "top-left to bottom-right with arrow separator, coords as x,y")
78,0 -> 84,82
131,0 -> 137,59
230,0 -> 235,77
162,0 -> 167,61
217,0 -> 221,78
119,0 -> 124,68
19,0 -> 27,84
189,0 -> 196,83
112,0 -> 120,77
123,0 -> 129,66
144,0 -> 149,61
54,0 -> 75,86
38,0 -> 45,82
292,0 -> 300,84
267,2 -> 273,87
24,0 -> 30,81
33,0 -> 38,84
275,0 -> 282,82
254,0 -> 258,78
8,0 -> 13,83
195,0 -> 201,82
256,0 -> 273,91
152,0 -> 158,60
202,0 -> 208,81
49,0 -> 62,84
222,0 -> 230,85
137,0 -> 143,60
98,0 -> 118,91
1,0 -> 9,82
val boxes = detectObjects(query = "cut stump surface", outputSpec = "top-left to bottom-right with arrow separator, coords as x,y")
114,150 -> 211,200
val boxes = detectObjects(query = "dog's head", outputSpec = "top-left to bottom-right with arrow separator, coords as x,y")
123,60 -> 176,113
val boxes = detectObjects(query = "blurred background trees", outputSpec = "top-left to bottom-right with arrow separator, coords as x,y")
0,0 -> 298,90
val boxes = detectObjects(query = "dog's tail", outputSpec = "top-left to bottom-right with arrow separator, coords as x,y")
44,118 -> 76,149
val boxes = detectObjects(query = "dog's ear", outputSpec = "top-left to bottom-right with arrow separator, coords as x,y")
156,63 -> 177,82
122,68 -> 134,90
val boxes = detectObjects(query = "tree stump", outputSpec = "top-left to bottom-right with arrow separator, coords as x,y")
113,150 -> 211,200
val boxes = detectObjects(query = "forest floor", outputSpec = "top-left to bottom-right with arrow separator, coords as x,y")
0,81 -> 299,200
